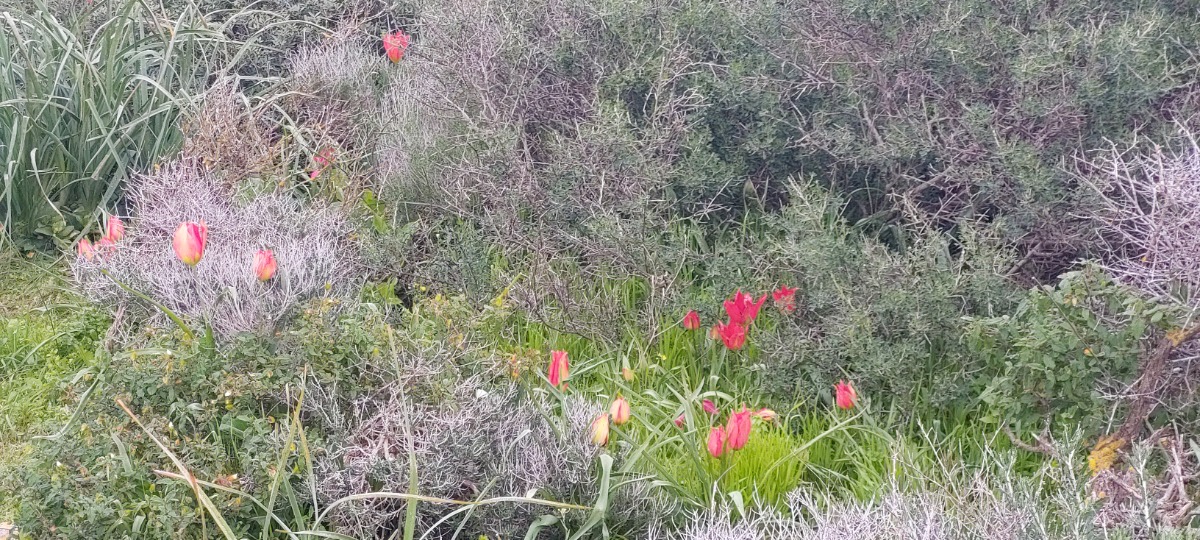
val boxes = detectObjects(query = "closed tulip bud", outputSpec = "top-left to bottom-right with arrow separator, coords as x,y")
835,380 -> 858,410
682,310 -> 701,330
753,408 -> 778,422
702,399 -> 718,416
590,414 -> 610,446
610,396 -> 631,425
77,239 -> 96,261
725,407 -> 752,451
674,413 -> 685,428
548,350 -> 569,390
707,426 -> 727,458
252,249 -> 277,281
172,221 -> 208,267
104,215 -> 125,243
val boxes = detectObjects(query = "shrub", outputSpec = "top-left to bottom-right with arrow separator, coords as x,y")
966,266 -> 1180,437
72,157 -> 359,339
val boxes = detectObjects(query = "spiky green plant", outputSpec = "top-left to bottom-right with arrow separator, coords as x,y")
0,0 -> 216,249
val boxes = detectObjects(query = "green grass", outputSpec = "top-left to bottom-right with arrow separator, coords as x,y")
0,252 -> 107,521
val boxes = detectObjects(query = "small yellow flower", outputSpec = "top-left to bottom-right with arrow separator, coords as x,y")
1088,435 -> 1124,475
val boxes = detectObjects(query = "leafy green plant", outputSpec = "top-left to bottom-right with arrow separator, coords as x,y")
0,0 -> 217,249
967,266 -> 1179,436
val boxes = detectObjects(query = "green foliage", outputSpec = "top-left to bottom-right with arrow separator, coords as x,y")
967,266 -> 1179,435
0,1 -> 223,249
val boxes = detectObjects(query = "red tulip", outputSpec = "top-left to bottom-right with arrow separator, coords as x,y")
773,285 -> 797,313
725,407 -> 752,451
548,350 -> 569,390
723,290 -> 767,326
706,426 -> 727,458
253,249 -> 277,281
835,380 -> 858,410
103,215 -> 125,243
173,221 -> 208,267
683,310 -> 701,330
590,414 -> 610,446
702,399 -> 718,416
715,320 -> 747,350
383,30 -> 411,63
310,148 -> 335,180
610,396 -> 631,425
674,413 -> 685,428
77,239 -> 96,261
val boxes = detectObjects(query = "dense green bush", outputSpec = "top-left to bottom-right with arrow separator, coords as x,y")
967,266 -> 1182,436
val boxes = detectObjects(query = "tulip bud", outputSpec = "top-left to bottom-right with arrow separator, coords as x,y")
725,407 -> 752,451
104,215 -> 125,243
589,414 -> 610,446
674,413 -> 685,428
683,310 -> 701,330
173,221 -> 208,267
77,239 -> 95,261
621,367 -> 635,382
252,249 -> 277,281
610,396 -> 631,426
548,350 -> 569,390
753,408 -> 778,423
702,399 -> 718,416
706,426 -> 727,458
835,380 -> 858,410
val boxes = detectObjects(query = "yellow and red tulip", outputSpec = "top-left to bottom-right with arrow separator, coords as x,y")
610,396 -> 631,426
383,30 -> 411,63
77,239 -> 96,261
590,413 -> 610,446
173,221 -> 208,267
253,249 -> 277,281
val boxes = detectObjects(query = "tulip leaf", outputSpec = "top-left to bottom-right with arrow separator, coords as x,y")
523,515 -> 559,540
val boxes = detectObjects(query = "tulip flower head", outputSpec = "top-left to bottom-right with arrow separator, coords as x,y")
835,380 -> 858,410
621,367 -> 635,382
725,407 -> 752,451
103,215 -> 125,243
77,239 -> 96,261
773,285 -> 797,313
590,414 -> 610,446
724,290 -> 767,326
309,148 -> 336,180
253,249 -> 278,281
173,221 -> 208,267
707,426 -> 728,458
683,310 -> 701,330
383,30 -> 411,63
715,320 -> 747,350
548,350 -> 569,390
753,408 -> 778,423
610,396 -> 631,425
96,237 -> 116,257
674,413 -> 686,428
702,399 -> 718,416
